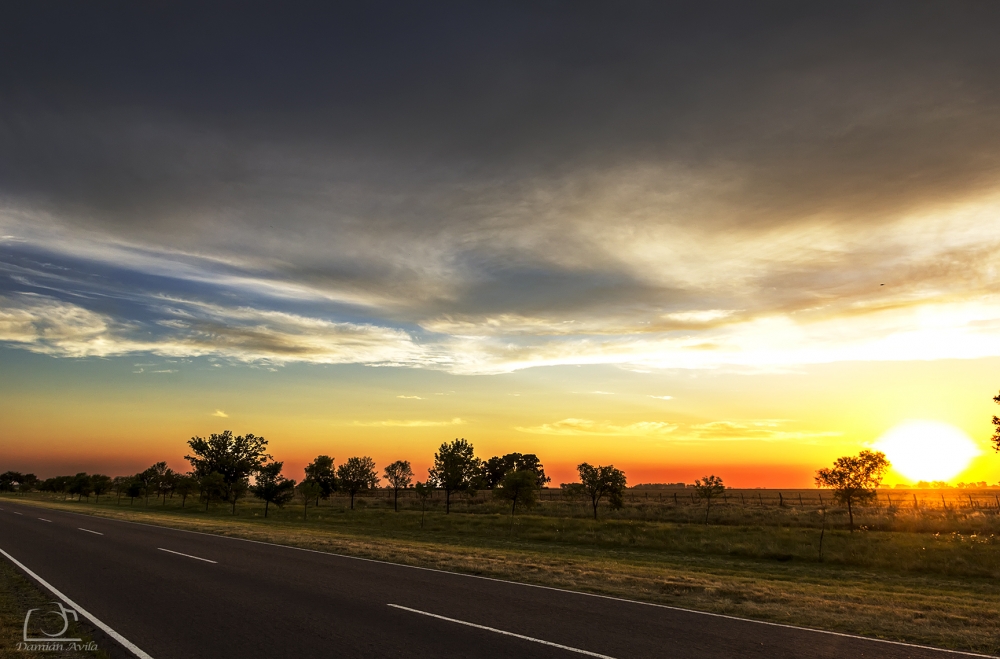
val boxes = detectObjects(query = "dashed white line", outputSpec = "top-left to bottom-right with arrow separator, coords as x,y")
12,511 -> 21,515
0,546 -> 154,658
78,528 -> 104,536
18,504 -> 994,658
388,604 -> 616,658
157,548 -> 216,563
38,518 -> 51,522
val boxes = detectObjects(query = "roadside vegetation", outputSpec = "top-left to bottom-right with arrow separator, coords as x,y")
3,391 -> 1000,653
6,481 -> 1000,654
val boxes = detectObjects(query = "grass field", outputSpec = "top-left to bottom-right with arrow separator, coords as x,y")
4,489 -> 1000,655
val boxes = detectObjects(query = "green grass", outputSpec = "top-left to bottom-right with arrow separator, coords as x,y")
6,491 -> 1000,655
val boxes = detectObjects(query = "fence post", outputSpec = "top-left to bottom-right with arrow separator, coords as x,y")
758,492 -> 763,506
798,493 -> 803,507
778,492 -> 784,507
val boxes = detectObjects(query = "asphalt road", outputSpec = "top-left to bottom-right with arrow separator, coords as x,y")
0,501 -> 989,659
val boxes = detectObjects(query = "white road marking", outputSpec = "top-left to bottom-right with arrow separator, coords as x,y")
78,528 -> 104,535
0,546 -> 154,659
388,604 -> 616,658
38,518 -> 51,522
157,547 -> 216,563
21,505 -> 995,658
13,511 -> 22,515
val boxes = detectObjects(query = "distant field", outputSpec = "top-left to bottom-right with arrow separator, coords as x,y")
4,489 -> 1000,655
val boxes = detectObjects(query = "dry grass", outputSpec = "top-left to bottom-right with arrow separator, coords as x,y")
6,494 -> 1000,655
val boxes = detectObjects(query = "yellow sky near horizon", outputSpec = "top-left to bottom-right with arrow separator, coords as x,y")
3,350 -> 997,488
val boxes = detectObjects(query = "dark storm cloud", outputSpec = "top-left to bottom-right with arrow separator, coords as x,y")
5,2 -> 1000,224
2,2 -> 1000,371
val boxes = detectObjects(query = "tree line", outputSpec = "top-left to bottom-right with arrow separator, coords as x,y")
2,430 -> 894,531
8,389 -> 1000,526
6,433 -> 633,523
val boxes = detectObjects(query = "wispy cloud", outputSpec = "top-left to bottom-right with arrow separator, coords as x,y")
396,395 -> 423,399
648,395 -> 673,400
688,420 -> 840,442
516,417 -> 838,443
516,418 -> 678,437
0,292 -> 435,367
353,418 -> 465,427
3,5 -> 1000,380
212,410 -> 228,418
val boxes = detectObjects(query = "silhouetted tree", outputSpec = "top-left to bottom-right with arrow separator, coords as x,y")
297,480 -> 322,520
383,460 -> 414,512
337,457 -> 379,510
68,472 -> 93,501
22,473 -> 38,491
693,475 -> 725,524
427,438 -> 480,513
251,462 -> 296,517
91,474 -> 113,503
304,455 -> 337,505
154,465 -> 176,504
126,480 -> 143,505
992,390 -> 1000,452
481,454 -> 550,489
493,470 -> 540,533
185,430 -> 271,505
41,475 -> 71,497
229,478 -> 249,515
174,475 -> 198,508
134,466 -> 157,506
415,480 -> 433,527
0,471 -> 24,492
112,476 -> 131,504
565,463 -> 627,520
815,450 -> 889,532
200,472 -> 226,511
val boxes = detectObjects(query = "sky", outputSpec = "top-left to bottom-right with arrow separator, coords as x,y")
2,2 -> 1000,486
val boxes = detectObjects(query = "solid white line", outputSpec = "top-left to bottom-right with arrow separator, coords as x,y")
157,547 -> 216,564
0,546 -> 154,659
78,528 -> 104,536
10,502 -> 996,658
38,518 -> 51,522
388,604 -> 616,658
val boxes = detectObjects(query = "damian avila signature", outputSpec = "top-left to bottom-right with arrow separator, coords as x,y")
17,640 -> 99,652
19,601 -> 98,652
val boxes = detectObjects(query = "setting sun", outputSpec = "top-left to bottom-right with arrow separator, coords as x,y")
874,420 -> 982,483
